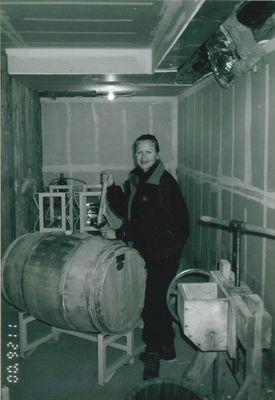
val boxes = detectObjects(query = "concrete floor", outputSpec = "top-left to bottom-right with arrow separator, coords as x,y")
2,300 -> 204,400
2,300 -> 274,400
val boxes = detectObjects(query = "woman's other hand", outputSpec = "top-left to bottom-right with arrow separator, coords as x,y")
101,171 -> 114,187
100,223 -> 116,240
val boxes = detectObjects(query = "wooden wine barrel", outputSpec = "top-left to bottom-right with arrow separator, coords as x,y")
2,232 -> 146,334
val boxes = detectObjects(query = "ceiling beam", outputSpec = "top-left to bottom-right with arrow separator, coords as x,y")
6,48 -> 152,75
151,0 -> 206,71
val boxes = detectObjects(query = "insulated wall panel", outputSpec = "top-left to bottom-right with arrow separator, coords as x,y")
152,102 -> 175,165
265,208 -> 275,314
233,77 -> 246,182
268,57 -> 275,191
210,85 -> 222,178
193,181 -> 202,267
178,50 -> 275,380
42,102 -> 67,167
221,86 -> 233,178
69,102 -> 96,165
251,62 -> 267,191
209,190 -> 218,267
194,93 -> 203,172
178,97 -> 189,165
41,97 -> 177,187
201,182 -> 211,270
96,103 -> 127,165
202,91 -> 211,175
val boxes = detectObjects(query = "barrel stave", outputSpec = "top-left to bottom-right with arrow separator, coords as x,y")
22,234 -> 84,329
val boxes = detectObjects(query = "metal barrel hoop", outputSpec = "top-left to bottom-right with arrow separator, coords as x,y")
166,268 -> 210,322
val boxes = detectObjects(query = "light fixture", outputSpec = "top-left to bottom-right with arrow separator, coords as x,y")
107,91 -> 115,101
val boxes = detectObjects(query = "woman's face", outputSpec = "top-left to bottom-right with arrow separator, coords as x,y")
135,140 -> 158,172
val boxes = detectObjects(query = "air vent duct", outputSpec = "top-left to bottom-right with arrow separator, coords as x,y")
206,13 -> 265,88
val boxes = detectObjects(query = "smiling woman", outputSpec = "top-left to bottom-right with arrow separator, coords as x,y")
134,137 -> 159,172
100,133 -> 189,381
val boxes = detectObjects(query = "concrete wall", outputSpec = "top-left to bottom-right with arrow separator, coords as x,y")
177,50 -> 275,378
1,52 -> 43,253
41,97 -> 177,187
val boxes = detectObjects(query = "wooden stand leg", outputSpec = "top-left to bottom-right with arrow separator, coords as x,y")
233,295 -> 264,400
19,312 -> 57,358
97,334 -> 106,386
126,330 -> 134,365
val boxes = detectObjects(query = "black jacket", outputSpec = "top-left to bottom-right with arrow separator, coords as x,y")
107,161 -> 189,262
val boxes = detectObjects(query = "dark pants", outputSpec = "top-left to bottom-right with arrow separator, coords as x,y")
141,255 -> 179,352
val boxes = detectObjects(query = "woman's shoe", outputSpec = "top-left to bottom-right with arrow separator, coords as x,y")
143,352 -> 160,381
140,343 -> 176,362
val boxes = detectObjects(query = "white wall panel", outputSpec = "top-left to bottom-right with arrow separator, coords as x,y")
41,97 -> 177,187
177,50 -> 275,376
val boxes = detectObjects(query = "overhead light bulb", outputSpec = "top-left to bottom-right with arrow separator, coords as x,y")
107,91 -> 115,101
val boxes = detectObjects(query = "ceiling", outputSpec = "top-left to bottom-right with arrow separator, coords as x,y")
0,0 -> 273,97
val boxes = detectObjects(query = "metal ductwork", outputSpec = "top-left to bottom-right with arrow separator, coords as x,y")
177,1 -> 275,88
206,13 -> 265,88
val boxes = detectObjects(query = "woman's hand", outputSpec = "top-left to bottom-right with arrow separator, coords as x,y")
100,223 -> 116,240
101,171 -> 114,187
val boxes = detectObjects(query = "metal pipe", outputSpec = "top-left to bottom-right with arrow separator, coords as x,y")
230,220 -> 244,287
200,216 -> 275,238
200,215 -> 275,287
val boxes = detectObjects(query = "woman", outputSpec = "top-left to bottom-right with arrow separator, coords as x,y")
101,134 -> 189,381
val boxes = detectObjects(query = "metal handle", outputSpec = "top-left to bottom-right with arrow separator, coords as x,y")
97,180 -> 108,227
166,268 -> 210,322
